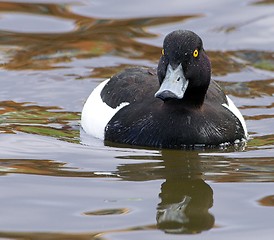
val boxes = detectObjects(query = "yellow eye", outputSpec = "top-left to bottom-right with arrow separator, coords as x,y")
193,49 -> 199,58
161,49 -> 165,55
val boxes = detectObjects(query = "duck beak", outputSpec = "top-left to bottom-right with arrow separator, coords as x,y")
155,64 -> 189,101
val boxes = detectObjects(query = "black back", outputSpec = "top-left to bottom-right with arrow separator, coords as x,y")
101,67 -> 158,108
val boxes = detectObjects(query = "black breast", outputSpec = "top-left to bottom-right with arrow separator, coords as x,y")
105,99 -> 245,149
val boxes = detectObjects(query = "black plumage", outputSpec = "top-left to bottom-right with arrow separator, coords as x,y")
85,30 -> 247,149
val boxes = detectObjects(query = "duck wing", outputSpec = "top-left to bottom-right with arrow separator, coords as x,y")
101,67 -> 159,108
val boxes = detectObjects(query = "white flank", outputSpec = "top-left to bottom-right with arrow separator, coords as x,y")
81,79 -> 129,139
222,96 -> 248,139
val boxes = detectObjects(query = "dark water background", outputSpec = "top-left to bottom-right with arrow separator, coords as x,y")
0,0 -> 274,239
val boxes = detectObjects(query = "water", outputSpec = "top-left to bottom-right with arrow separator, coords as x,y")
0,0 -> 274,239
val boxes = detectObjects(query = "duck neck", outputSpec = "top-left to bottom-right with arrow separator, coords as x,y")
163,87 -> 207,109
182,86 -> 208,108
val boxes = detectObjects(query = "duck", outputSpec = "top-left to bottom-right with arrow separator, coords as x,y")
81,30 -> 248,149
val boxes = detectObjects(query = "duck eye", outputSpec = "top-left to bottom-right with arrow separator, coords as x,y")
193,49 -> 199,58
161,49 -> 165,55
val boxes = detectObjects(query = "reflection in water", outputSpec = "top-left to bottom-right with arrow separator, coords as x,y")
0,1 -> 195,71
0,1 -> 260,77
0,0 -> 274,238
258,195 -> 274,207
0,231 -> 108,240
84,208 -> 130,216
0,101 -> 79,143
156,150 -> 214,234
112,148 -> 215,234
0,149 -> 214,237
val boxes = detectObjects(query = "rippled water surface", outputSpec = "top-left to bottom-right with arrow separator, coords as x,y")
1,0 -> 274,239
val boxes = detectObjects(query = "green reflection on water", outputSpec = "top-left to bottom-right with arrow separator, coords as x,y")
0,101 -> 79,143
248,135 -> 274,147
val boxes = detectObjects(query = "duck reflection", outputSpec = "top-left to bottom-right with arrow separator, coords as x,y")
156,150 -> 214,234
114,147 -> 215,234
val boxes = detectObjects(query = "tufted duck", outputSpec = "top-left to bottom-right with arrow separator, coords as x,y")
81,30 -> 248,149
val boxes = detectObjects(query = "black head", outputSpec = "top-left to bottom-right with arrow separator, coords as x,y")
155,30 -> 211,106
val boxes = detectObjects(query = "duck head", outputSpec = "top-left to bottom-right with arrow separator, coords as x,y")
155,30 -> 211,105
